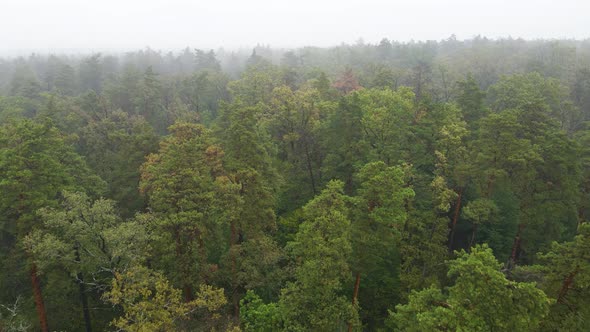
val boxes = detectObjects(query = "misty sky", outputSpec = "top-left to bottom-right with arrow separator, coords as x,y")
1,0 -> 588,53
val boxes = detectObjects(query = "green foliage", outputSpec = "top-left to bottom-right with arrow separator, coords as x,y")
463,199 -> 497,226
178,70 -> 229,123
10,65 -> 42,99
389,245 -> 550,331
25,191 -> 149,280
357,87 -> 415,164
488,72 -> 576,131
78,110 -> 158,216
0,96 -> 38,121
240,290 -> 282,332
140,122 -> 225,295
0,41 -> 588,331
0,118 -> 104,238
228,61 -> 282,106
352,162 -> 415,328
477,184 -> 520,262
235,236 -> 285,302
104,265 -> 226,332
279,180 -> 359,331
535,224 -> 590,330
216,100 -> 279,237
0,297 -> 30,332
456,73 -> 486,125
322,92 -> 367,194
266,85 -> 324,210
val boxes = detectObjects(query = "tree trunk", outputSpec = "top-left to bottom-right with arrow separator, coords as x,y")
469,224 -> 478,250
230,221 -> 240,320
508,224 -> 523,268
195,228 -> 208,283
74,247 -> 92,332
448,188 -> 463,251
347,272 -> 361,332
421,219 -> 440,280
303,142 -> 317,195
30,264 -> 49,332
557,269 -> 578,304
77,272 -> 92,332
175,228 -> 193,302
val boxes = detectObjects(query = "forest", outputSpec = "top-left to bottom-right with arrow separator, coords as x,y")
0,37 -> 589,331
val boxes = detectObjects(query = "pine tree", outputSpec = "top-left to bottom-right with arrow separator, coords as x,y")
279,181 -> 359,331
389,245 -> 550,331
0,119 -> 104,331
140,122 -> 225,302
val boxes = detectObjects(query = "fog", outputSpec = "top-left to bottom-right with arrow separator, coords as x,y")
0,0 -> 588,54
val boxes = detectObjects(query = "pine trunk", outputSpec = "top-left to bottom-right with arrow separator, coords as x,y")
77,272 -> 92,332
74,247 -> 92,332
347,272 -> 361,332
230,221 -> 240,320
508,224 -> 523,268
175,228 -> 193,302
30,264 -> 49,332
557,269 -> 578,304
448,188 -> 463,250
469,224 -> 478,249
304,142 -> 317,195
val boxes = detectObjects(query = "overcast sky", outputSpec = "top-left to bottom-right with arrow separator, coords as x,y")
0,0 -> 588,54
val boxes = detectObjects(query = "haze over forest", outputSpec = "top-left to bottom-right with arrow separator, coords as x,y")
1,1 -> 590,331
1,0 -> 589,53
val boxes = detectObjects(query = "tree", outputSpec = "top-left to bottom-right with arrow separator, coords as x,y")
351,162 -> 415,329
78,111 -> 159,217
178,70 -> 230,123
462,198 -> 498,248
266,86 -> 324,209
409,60 -> 433,104
369,65 -> 400,90
227,61 -> 282,106
137,66 -> 167,133
37,93 -> 89,134
0,96 -> 38,121
487,72 -> 577,133
322,91 -> 367,194
10,65 -> 42,100
79,54 -> 103,93
140,122 -> 225,302
0,296 -> 30,332
399,176 -> 451,295
216,100 -> 280,318
357,87 -> 415,165
240,290 -> 281,331
332,68 -> 362,94
54,64 -> 77,96
24,191 -> 150,332
575,124 -> 590,225
389,245 -> 550,331
103,265 -> 226,332
195,49 -> 222,72
572,68 -> 590,125
430,104 -> 470,250
470,110 -> 540,263
310,71 -> 338,100
279,181 -> 359,331
0,119 -> 104,332
534,223 -> 590,330
456,73 -> 487,126
102,64 -> 141,117
475,81 -> 581,263
376,38 -> 393,62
